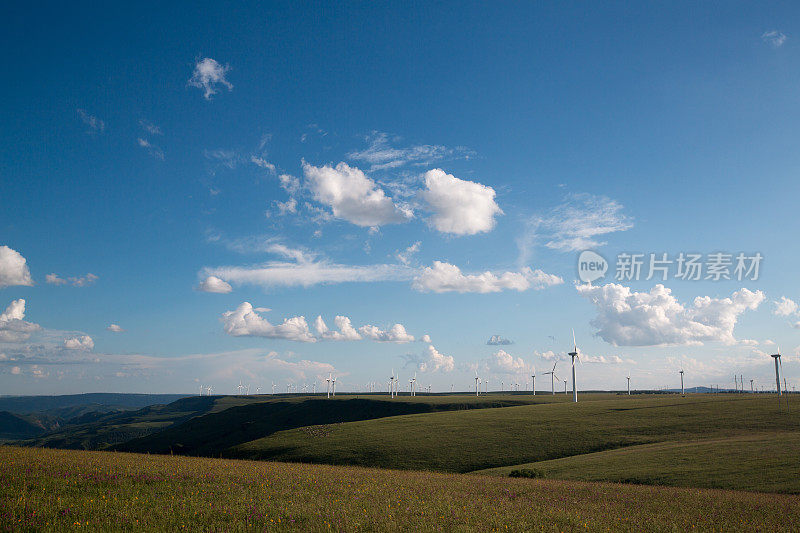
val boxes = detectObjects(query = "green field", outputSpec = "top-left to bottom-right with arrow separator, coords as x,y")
17,392 -> 800,496
226,394 -> 800,492
1,445 -> 798,532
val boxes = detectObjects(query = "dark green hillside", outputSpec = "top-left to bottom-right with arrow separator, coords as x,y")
114,396 -> 538,456
0,411 -> 58,439
31,395 -> 219,450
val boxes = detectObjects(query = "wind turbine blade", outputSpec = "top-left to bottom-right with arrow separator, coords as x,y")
572,328 -> 577,352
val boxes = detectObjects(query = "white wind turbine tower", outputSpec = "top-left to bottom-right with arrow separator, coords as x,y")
411,372 -> 417,396
271,382 -> 275,395
475,371 -> 481,397
485,379 -> 489,394
771,348 -> 782,396
679,362 -> 685,396
256,386 -> 261,395
390,369 -> 396,398
569,329 -> 581,403
627,372 -> 631,395
326,374 -> 332,398
544,361 -> 557,395
750,379 -> 754,393
331,376 -> 337,397
206,386 -> 213,395
236,381 -> 244,395
246,384 -> 251,395
563,378 -> 568,394
199,384 -> 204,396
531,367 -> 536,395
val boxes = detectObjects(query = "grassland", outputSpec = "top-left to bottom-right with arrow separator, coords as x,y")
228,394 -> 800,492
1,446 -> 798,532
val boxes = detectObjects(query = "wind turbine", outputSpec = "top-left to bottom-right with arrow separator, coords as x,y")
199,384 -> 205,396
543,361 -> 557,395
390,369 -> 396,398
627,372 -> 631,395
331,376 -> 337,397
771,349 -> 782,396
475,371 -> 480,397
411,373 -> 416,396
750,379 -> 754,393
563,378 -> 568,394
531,367 -> 536,395
679,364 -> 685,396
569,329 -> 580,403
237,381 -> 244,395
246,384 -> 251,395
205,386 -> 213,395
326,374 -> 332,398
271,382 -> 275,395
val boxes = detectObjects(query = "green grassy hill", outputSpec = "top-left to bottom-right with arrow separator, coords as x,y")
227,394 -> 800,492
474,431 -> 800,493
113,395 -> 541,456
29,395 -> 220,449
2,445 -> 798,532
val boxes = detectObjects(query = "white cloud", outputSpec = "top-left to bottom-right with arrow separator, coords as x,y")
302,161 -> 412,227
395,241 -> 421,266
420,169 -> 502,235
347,131 -> 473,171
420,334 -> 432,343
762,30 -> 787,48
576,283 -> 765,346
70,273 -> 98,287
188,58 -> 233,99
0,246 -> 34,288
278,174 -> 301,195
47,273 -> 98,287
202,253 -> 412,289
64,335 -> 94,351
418,344 -> 455,372
46,273 -> 66,285
275,197 -> 298,215
77,109 -> 104,133
488,349 -> 529,375
487,335 -> 513,346
197,275 -> 233,294
221,302 -> 316,342
139,120 -> 162,135
412,261 -> 563,293
106,324 -> 124,333
534,350 -> 560,362
0,299 -> 40,343
527,194 -> 633,252
137,138 -> 165,160
773,296 -> 798,317
358,323 -> 415,343
314,315 -> 362,341
251,156 -> 276,173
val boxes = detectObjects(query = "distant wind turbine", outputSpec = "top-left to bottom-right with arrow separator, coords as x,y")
771,348 -> 782,396
569,329 -> 581,403
531,368 -> 536,396
544,361 -> 557,395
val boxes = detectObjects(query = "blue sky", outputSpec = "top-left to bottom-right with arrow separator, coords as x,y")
2,2 -> 800,394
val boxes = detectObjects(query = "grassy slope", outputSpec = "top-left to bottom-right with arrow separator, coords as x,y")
29,396 -> 221,450
229,395 -> 800,488
2,446 -> 798,532
474,432 -> 800,493
113,395 -> 545,456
